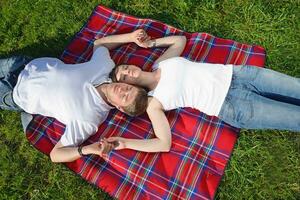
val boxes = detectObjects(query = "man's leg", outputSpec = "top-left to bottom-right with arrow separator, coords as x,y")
0,80 -> 21,111
0,56 -> 31,111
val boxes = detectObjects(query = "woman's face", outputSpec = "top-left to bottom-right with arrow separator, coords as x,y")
115,64 -> 142,85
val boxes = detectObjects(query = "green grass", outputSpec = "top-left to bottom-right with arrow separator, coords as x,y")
0,0 -> 299,199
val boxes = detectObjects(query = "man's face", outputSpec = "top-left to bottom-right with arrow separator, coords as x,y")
106,82 -> 139,110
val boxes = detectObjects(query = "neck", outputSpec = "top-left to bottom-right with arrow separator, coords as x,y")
137,70 -> 160,91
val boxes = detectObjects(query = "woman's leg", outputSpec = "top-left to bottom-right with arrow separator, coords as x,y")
219,87 -> 300,132
232,65 -> 300,106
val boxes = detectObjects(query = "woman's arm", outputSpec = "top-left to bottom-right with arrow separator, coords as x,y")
145,35 -> 186,64
107,97 -> 172,152
93,29 -> 150,51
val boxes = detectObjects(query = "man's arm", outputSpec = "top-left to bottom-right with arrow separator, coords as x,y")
93,29 -> 150,51
49,140 -> 114,163
107,97 -> 172,152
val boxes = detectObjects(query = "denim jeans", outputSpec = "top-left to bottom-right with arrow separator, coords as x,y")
0,56 -> 32,111
218,65 -> 300,132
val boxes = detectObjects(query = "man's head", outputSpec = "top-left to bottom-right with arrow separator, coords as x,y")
109,64 -> 142,85
104,82 -> 148,116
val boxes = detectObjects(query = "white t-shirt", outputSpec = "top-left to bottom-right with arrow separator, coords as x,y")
149,57 -> 233,116
13,46 -> 115,146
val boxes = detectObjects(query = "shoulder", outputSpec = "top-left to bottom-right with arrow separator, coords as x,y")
25,57 -> 63,71
91,46 -> 114,65
90,46 -> 115,70
30,57 -> 63,64
147,97 -> 164,114
92,46 -> 110,57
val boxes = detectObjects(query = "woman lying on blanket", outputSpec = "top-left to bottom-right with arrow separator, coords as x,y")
107,34 -> 300,152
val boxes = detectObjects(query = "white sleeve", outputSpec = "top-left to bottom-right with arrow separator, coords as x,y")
60,120 -> 98,147
89,46 -> 115,84
91,46 -> 110,63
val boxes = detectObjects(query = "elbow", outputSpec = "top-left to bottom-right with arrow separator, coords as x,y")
93,39 -> 99,48
161,141 -> 172,152
49,150 -> 60,163
178,35 -> 187,45
162,147 -> 171,152
93,40 -> 104,51
174,36 -> 187,55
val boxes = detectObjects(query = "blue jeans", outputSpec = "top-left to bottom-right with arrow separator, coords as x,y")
218,65 -> 300,132
0,56 -> 31,111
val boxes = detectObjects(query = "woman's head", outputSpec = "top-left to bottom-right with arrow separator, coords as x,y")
110,64 -> 142,85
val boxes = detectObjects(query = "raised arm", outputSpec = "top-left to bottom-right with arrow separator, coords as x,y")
143,35 -> 186,64
107,97 -> 172,152
93,29 -> 151,51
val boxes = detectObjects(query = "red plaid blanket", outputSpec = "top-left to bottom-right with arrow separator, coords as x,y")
26,5 -> 266,200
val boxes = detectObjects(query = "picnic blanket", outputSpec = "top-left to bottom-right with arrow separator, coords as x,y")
25,5 -> 266,200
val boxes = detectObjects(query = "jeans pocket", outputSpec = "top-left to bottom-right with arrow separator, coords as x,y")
219,98 -> 254,128
218,99 -> 236,125
233,65 -> 260,83
234,100 -> 254,127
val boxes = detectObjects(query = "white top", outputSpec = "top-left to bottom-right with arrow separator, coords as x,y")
149,57 -> 233,116
13,46 -> 115,146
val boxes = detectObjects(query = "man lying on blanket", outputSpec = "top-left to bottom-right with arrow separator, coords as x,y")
0,29 -> 150,163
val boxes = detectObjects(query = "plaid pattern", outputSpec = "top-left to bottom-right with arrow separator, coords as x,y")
26,5 -> 266,200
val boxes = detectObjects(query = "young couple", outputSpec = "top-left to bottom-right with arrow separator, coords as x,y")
1,29 -> 299,163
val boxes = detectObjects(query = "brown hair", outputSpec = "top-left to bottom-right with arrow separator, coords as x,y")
123,86 -> 148,117
109,66 -> 120,82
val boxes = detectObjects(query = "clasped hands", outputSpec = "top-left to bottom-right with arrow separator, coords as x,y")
85,137 -> 125,157
130,29 -> 155,48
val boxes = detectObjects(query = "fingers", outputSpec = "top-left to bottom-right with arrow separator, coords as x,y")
137,34 -> 150,42
99,140 -> 114,156
106,137 -> 116,142
99,138 -> 120,157
102,144 -> 114,154
136,29 -> 146,35
144,35 -> 151,42
136,30 -> 150,41
106,137 -> 120,149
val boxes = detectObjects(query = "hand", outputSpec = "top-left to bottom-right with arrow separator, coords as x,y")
131,29 -> 151,48
99,139 -> 116,156
86,140 -> 114,157
106,137 -> 126,150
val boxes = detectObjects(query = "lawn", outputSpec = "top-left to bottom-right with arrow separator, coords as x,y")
0,0 -> 299,199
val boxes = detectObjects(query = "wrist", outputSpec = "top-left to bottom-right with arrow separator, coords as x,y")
129,32 -> 136,43
78,146 -> 84,156
149,39 -> 156,48
94,38 -> 102,46
122,139 -> 127,149
81,145 -> 91,155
